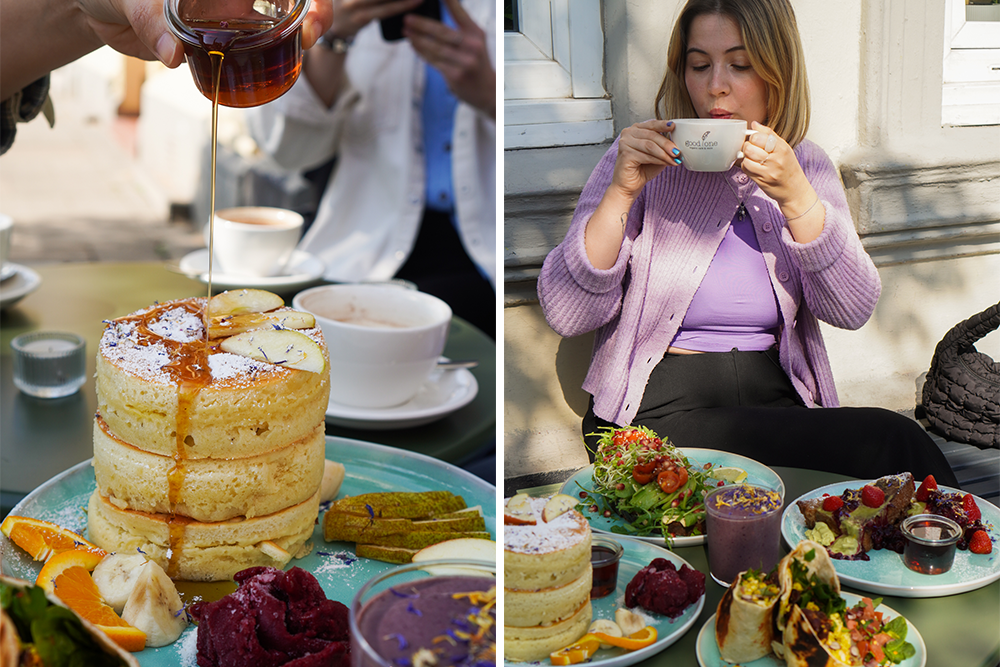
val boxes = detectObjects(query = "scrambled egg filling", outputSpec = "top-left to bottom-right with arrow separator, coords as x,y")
823,613 -> 856,665
737,573 -> 780,607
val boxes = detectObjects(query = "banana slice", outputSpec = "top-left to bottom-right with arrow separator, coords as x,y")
321,460 -> 346,503
220,328 -> 326,373
207,310 -> 316,339
92,552 -> 149,614
588,619 -> 623,649
121,560 -> 187,648
207,289 -> 284,318
615,608 -> 645,637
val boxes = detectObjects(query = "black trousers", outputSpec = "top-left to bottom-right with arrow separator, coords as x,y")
583,348 -> 959,487
395,209 -> 495,339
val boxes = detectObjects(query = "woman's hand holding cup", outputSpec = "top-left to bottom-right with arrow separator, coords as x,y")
741,121 -> 824,242
610,119 -> 682,201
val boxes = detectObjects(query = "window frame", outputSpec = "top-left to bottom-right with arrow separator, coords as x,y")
942,0 -> 1000,126
503,0 -> 612,149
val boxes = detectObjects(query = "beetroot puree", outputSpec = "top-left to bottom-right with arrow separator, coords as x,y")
190,567 -> 350,667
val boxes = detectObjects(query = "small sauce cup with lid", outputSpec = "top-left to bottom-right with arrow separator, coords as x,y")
590,535 -> 623,598
901,514 -> 962,575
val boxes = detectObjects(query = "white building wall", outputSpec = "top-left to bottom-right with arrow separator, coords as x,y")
503,1 -> 1000,484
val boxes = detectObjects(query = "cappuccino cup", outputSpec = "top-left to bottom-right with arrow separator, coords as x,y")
293,284 -> 452,409
206,206 -> 303,277
669,119 -> 756,172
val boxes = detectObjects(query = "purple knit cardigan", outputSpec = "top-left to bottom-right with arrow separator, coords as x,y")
537,138 -> 881,426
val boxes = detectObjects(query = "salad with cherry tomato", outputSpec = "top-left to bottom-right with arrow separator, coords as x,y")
583,426 -> 719,541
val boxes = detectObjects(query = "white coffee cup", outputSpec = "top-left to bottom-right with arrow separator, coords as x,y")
293,284 -> 452,409
205,206 -> 304,277
0,213 -> 13,278
669,118 -> 757,172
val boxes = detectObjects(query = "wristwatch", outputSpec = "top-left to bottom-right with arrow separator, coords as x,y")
318,32 -> 352,54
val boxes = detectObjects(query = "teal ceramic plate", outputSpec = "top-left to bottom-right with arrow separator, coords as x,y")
560,449 -> 785,547
782,481 -> 1000,598
503,536 -> 705,667
0,436 -> 497,666
695,591 -> 926,667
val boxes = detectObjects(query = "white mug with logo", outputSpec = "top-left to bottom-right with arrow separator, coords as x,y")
669,119 -> 757,172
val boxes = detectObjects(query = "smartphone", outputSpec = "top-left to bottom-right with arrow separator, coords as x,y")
379,0 -> 442,41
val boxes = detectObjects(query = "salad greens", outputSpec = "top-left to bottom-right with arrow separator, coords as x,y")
1,579 -> 127,667
581,426 -> 721,541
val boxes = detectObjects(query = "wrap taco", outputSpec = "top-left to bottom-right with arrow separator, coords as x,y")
772,539 -> 840,646
783,595 -> 916,667
714,568 -> 781,663
0,575 -> 140,667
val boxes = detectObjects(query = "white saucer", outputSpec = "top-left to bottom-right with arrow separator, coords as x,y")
0,264 -> 17,282
326,366 -> 478,430
0,264 -> 41,310
178,249 -> 325,292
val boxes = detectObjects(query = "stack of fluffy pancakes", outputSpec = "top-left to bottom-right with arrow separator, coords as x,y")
87,297 -> 330,581
504,496 -> 593,662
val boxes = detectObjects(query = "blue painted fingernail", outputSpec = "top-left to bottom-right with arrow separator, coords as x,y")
674,157 -> 683,165
672,148 -> 680,156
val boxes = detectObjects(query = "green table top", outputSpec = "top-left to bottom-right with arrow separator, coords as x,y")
1,262 -> 495,500
520,467 -> 1000,667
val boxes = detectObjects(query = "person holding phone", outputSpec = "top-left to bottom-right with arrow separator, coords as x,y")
246,0 -> 496,337
537,0 -> 957,483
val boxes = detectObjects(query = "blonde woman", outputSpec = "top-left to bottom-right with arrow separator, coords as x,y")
538,0 -> 957,484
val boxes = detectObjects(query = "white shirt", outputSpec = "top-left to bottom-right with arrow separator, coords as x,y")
245,0 -> 496,285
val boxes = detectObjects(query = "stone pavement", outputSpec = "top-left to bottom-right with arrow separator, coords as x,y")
0,98 -> 203,265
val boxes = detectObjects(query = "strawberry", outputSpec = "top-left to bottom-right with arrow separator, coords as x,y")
822,495 -> 845,512
861,485 -> 885,508
963,494 -> 982,523
969,530 -> 992,555
915,475 -> 938,502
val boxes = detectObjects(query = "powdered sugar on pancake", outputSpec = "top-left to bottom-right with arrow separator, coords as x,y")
148,306 -> 204,342
504,496 -> 590,555
99,298 -> 324,385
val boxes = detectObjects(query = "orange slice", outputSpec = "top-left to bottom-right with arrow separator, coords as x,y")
36,548 -> 106,593
38,552 -> 147,652
1,515 -> 106,561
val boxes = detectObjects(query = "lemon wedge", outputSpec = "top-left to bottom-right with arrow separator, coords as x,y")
707,466 -> 748,484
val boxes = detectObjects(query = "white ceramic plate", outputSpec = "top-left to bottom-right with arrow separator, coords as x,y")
178,248 -> 325,291
560,449 -> 785,547
503,536 -> 705,667
695,592 -> 926,667
0,263 -> 41,310
0,436 -> 497,667
326,365 -> 478,430
782,481 -> 1000,597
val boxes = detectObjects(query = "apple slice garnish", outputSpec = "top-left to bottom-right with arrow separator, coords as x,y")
412,538 -> 496,575
541,494 -> 577,522
207,288 -> 284,318
207,310 -> 316,339
504,493 -> 536,525
220,328 -> 326,373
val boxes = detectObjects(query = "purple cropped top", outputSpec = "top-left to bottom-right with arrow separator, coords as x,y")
671,213 -> 780,352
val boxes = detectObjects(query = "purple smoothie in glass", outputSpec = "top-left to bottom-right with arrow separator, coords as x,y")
705,484 -> 783,586
353,574 -> 496,667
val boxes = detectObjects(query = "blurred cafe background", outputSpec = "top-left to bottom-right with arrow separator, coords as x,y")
0,47 -> 496,518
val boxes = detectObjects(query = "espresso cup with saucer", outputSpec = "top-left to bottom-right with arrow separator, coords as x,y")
206,206 -> 304,277
669,118 -> 757,172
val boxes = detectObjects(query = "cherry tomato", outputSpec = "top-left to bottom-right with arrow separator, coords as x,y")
657,468 -> 687,494
633,470 -> 654,485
